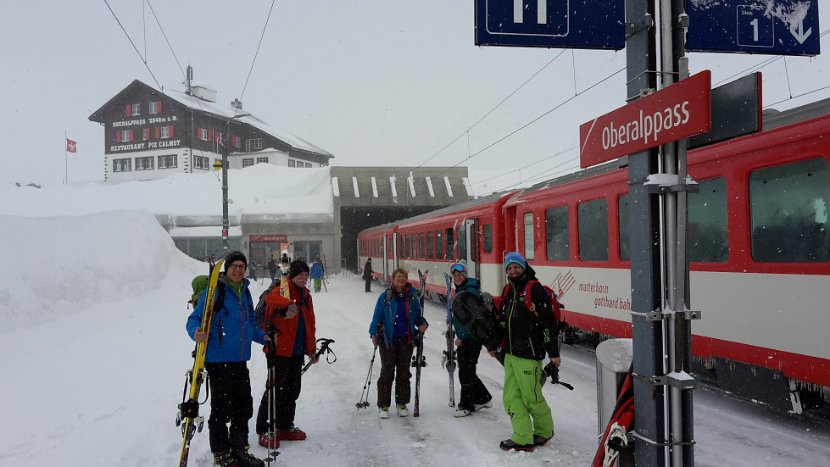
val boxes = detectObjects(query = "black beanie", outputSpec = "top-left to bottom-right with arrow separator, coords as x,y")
225,250 -> 247,271
288,259 -> 310,278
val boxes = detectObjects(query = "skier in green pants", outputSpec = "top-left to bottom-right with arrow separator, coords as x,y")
493,252 -> 561,452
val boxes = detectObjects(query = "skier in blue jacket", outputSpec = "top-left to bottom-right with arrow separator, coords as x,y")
186,250 -> 268,467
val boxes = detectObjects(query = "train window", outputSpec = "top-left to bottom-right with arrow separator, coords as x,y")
750,158 -> 830,262
546,206 -> 570,261
458,222 -> 468,261
436,231 -> 444,259
688,177 -> 728,262
618,195 -> 630,261
578,199 -> 608,261
523,212 -> 535,260
483,224 -> 493,253
427,232 -> 434,259
446,228 -> 455,260
419,232 -> 425,258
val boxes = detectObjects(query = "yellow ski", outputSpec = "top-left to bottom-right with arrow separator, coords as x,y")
176,259 -> 224,467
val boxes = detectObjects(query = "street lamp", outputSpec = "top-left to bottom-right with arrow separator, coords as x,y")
222,111 -> 251,251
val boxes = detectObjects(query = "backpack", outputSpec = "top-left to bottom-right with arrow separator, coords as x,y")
500,280 -> 564,326
452,290 -> 502,351
189,274 -> 226,312
254,275 -> 292,331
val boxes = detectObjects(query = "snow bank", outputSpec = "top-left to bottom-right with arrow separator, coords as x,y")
0,209 -> 200,333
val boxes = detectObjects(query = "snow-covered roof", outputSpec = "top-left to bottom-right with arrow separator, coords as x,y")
163,88 -> 333,158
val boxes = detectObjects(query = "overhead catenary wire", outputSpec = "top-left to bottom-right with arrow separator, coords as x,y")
103,0 -> 163,90
417,50 -> 569,168
240,0 -> 278,102
146,0 -> 187,80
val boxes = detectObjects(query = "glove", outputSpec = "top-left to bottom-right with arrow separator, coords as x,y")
287,303 -> 298,314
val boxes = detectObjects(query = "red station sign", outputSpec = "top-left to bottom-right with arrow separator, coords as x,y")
579,70 -> 712,168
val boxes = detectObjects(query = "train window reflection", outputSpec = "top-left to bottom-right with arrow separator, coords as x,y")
426,231 -> 434,259
436,231 -> 444,259
750,157 -> 830,262
618,195 -> 630,261
483,224 -> 493,253
446,228 -> 455,260
578,199 -> 608,261
688,177 -> 728,262
523,212 -> 535,260
458,222 -> 468,261
545,206 -> 569,261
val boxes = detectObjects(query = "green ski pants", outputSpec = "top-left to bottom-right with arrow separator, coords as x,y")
502,353 -> 554,445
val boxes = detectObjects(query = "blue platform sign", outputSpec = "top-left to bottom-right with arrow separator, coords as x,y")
475,0 -> 625,50
686,0 -> 820,56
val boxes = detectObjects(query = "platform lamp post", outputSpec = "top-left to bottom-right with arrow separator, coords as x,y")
221,110 -> 251,251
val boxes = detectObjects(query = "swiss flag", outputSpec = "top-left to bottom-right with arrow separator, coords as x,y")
66,138 -> 77,153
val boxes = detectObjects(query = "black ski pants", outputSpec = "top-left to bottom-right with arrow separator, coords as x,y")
377,336 -> 414,408
204,362 -> 254,454
364,278 -> 372,292
256,354 -> 303,433
457,339 -> 492,411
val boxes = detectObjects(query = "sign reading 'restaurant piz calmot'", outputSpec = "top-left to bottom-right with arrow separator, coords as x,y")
579,71 -> 712,169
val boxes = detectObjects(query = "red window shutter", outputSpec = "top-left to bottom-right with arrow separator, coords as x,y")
169,126 -> 174,138
125,104 -> 132,117
116,131 -> 121,143
208,130 -> 213,141
155,127 -> 160,139
129,129 -> 134,142
158,101 -> 163,113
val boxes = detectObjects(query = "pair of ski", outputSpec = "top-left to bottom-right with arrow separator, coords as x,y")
411,270 -> 457,417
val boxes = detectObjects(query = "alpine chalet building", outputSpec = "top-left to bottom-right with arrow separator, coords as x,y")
89,80 -> 333,182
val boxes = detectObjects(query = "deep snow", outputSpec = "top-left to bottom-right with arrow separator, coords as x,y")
1,210 -> 829,466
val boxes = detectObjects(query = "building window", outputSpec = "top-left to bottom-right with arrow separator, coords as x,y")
125,103 -> 140,116
158,154 -> 177,169
750,158 -> 829,262
149,101 -> 162,114
118,129 -> 132,143
198,128 -> 208,141
193,155 -> 209,170
142,128 -> 151,141
160,126 -> 171,139
242,158 -> 254,168
232,135 -> 241,148
135,156 -> 154,171
305,162 -> 313,168
246,138 -> 263,152
257,157 -> 269,164
288,159 -> 296,168
113,158 -> 132,172
131,103 -> 141,116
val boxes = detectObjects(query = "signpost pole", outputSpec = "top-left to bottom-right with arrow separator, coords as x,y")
625,0 -> 667,465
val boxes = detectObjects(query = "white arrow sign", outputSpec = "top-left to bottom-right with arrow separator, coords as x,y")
789,18 -> 812,44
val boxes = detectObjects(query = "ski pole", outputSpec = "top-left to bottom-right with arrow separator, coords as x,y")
301,338 -> 336,374
356,346 -> 377,409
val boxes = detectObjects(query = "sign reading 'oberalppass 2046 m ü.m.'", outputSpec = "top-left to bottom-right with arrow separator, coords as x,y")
579,71 -> 712,169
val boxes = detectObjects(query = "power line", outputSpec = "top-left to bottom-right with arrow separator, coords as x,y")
146,0 -> 186,80
471,144 -> 577,187
103,0 -> 163,90
240,0 -> 278,102
451,66 -> 626,168
418,50 -> 568,167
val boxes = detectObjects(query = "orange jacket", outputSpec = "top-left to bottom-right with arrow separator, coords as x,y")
264,279 -> 317,358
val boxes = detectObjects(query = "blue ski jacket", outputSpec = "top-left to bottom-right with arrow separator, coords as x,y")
187,278 -> 267,363
310,261 -> 325,280
369,284 -> 425,348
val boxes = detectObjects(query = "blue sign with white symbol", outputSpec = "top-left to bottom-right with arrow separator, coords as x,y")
474,0 -> 624,50
686,0 -> 820,56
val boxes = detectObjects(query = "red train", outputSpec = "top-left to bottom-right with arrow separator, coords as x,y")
358,98 -> 830,414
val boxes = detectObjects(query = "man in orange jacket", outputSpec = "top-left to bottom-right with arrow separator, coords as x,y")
255,259 -> 318,448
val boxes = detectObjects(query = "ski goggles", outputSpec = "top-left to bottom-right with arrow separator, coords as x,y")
449,263 -> 466,274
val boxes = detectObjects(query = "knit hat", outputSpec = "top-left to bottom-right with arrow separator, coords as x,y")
503,252 -> 527,272
288,259 -> 310,278
224,250 -> 247,271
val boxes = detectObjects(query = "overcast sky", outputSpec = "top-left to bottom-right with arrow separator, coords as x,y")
2,1 -> 828,195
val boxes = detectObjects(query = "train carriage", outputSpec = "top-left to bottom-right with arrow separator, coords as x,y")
357,98 -> 830,413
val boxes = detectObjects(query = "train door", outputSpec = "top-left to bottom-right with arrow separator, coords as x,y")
392,232 -> 399,272
382,234 -> 390,282
458,218 -> 480,279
